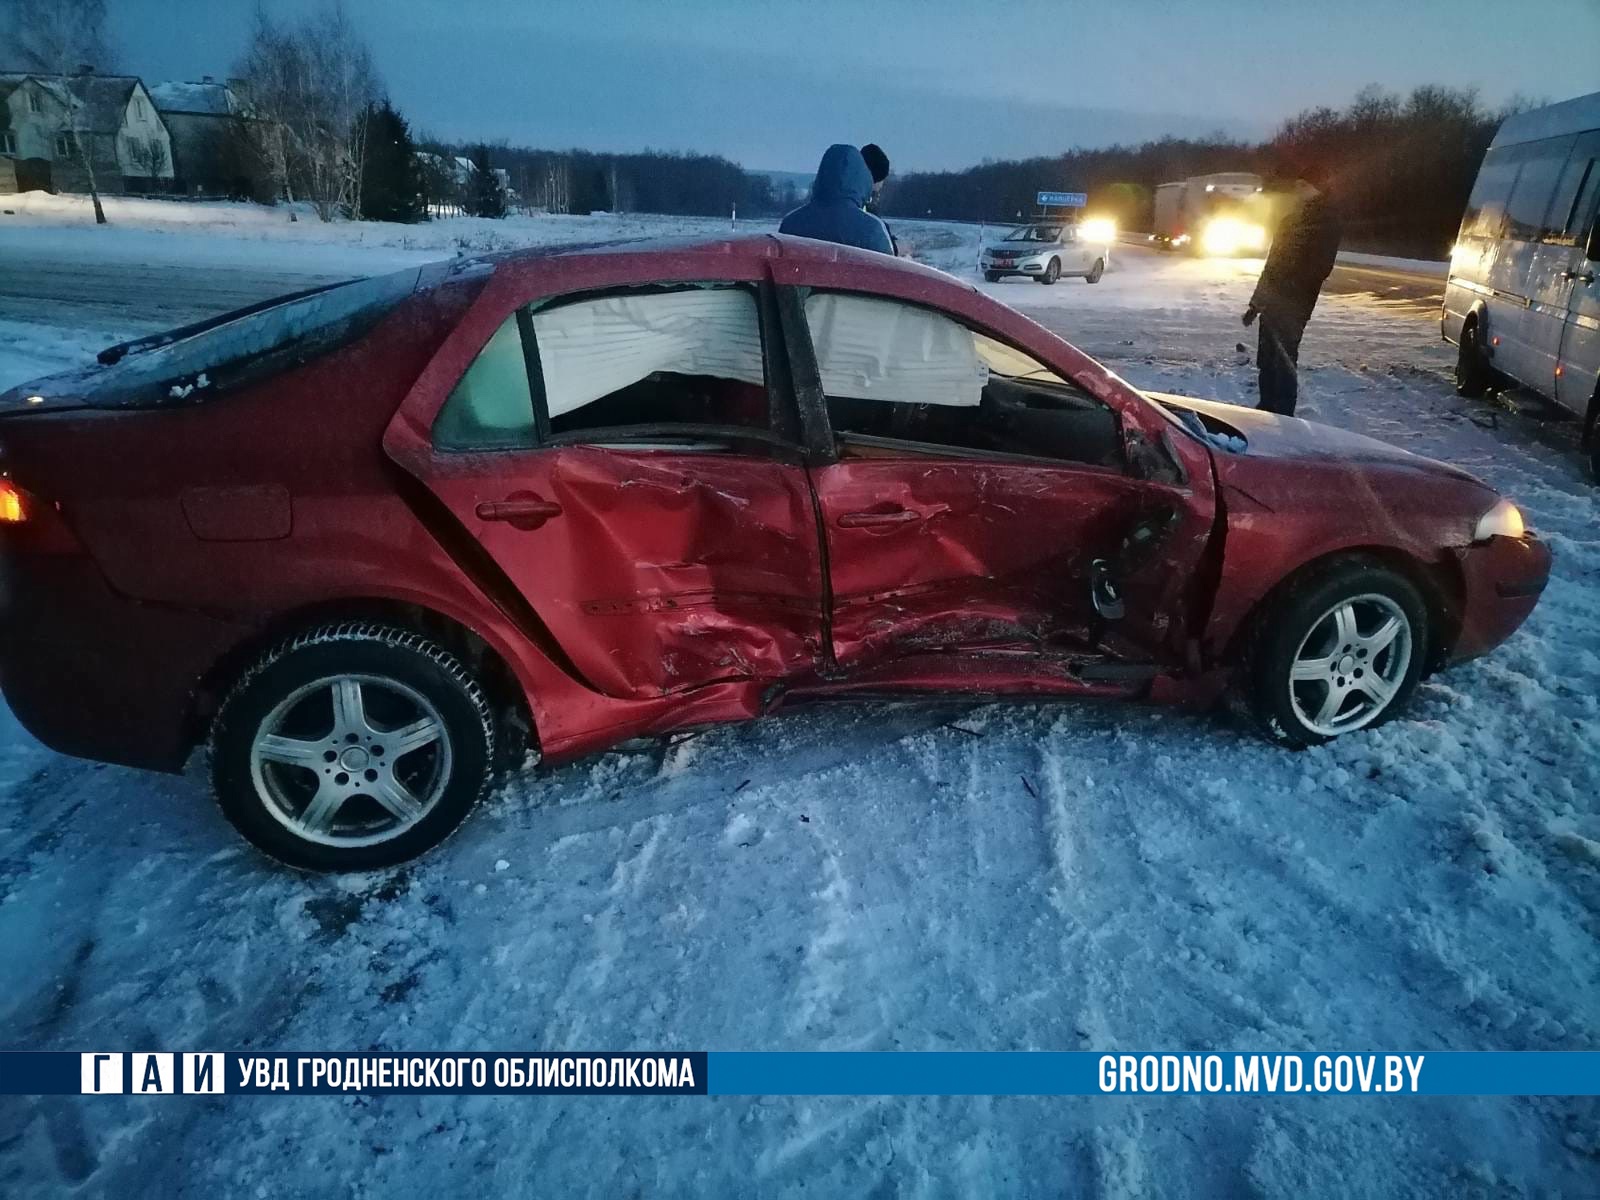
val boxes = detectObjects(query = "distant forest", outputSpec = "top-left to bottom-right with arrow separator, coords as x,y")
419,142 -> 783,218
882,86 -> 1523,258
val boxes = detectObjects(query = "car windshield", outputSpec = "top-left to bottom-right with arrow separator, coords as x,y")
1004,224 -> 1062,242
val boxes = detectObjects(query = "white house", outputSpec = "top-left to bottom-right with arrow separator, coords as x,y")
0,71 -> 175,195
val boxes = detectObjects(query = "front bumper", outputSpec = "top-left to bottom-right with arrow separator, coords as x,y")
1447,534 -> 1552,663
983,257 -> 1048,276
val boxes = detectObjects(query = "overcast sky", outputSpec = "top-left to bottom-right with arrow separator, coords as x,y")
103,0 -> 1600,173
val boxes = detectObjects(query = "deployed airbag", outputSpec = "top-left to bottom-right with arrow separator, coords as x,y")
534,289 -> 765,418
804,292 -> 985,408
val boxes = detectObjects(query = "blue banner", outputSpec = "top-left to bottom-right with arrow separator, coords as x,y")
2,1052 -> 1595,1096
708,1052 -> 1599,1096
1037,190 -> 1087,207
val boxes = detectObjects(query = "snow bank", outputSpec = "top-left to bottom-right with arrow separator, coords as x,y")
1337,251 -> 1451,278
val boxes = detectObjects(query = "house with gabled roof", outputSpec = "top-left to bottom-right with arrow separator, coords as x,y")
0,70 -> 174,195
149,76 -> 266,198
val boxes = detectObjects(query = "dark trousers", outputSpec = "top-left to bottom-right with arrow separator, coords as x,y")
1257,315 -> 1305,416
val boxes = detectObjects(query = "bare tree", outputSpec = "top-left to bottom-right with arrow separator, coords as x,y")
234,2 -> 380,220
8,0 -> 115,223
128,135 -> 169,184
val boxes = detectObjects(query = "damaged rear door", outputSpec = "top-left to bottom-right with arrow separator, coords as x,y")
385,282 -> 824,700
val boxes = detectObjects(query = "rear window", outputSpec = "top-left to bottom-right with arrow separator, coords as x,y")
431,285 -> 774,451
432,315 -> 535,451
1,265 -> 433,410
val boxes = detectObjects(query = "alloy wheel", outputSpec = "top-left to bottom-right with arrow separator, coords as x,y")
249,673 -> 453,848
1287,593 -> 1413,736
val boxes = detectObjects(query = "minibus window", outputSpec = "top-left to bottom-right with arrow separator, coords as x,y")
1553,134 -> 1600,247
1504,136 -> 1575,242
1546,157 -> 1593,244
1462,147 -> 1519,240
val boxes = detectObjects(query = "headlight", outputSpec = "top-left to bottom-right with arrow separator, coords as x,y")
1199,217 -> 1268,256
1080,217 -> 1116,244
1474,498 -> 1526,542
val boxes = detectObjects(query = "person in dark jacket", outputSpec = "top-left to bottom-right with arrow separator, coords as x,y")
859,142 -> 900,256
779,144 -> 894,254
1242,180 -> 1342,416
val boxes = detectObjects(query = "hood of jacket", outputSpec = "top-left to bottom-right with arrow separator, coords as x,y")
810,144 -> 873,207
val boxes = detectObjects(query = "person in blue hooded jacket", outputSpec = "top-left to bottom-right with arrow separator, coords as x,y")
779,144 -> 894,254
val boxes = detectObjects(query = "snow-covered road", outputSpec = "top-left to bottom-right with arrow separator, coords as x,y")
0,201 -> 1596,1198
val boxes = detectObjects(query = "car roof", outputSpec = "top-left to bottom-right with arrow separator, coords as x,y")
481,232 -> 965,290
1490,89 -> 1600,149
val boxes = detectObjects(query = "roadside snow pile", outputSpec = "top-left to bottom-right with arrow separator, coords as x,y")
1337,250 -> 1451,277
0,190 -> 769,258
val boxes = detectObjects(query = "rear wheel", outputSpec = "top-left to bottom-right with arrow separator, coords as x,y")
212,623 -> 495,871
1085,258 -> 1105,284
1037,257 -> 1060,285
1456,317 -> 1494,397
1244,558 -> 1429,748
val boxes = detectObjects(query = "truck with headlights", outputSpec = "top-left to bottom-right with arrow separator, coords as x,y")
1150,172 -> 1278,256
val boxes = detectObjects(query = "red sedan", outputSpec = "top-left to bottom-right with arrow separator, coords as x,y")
0,236 -> 1549,870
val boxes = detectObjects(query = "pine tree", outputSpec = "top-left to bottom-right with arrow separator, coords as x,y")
357,101 -> 424,223
467,144 -> 506,219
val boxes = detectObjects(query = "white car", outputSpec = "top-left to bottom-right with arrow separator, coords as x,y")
981,222 -> 1110,285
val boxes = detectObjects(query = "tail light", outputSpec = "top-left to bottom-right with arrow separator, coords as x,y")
0,478 -> 27,523
0,477 -> 83,553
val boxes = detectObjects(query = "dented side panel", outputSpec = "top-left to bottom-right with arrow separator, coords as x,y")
811,457 -> 1147,668
394,445 -> 825,699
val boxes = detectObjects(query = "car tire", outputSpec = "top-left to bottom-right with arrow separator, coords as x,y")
1085,258 -> 1105,284
1037,258 -> 1060,285
984,271 -> 1000,283
212,622 -> 496,872
1455,317 -> 1494,397
1243,557 -> 1430,749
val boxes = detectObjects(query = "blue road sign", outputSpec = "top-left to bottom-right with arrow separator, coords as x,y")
1037,191 -> 1087,208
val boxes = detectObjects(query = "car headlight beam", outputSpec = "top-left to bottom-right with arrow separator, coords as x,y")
1080,217 -> 1116,244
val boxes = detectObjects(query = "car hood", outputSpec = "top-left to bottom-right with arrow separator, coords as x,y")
1150,392 -> 1482,484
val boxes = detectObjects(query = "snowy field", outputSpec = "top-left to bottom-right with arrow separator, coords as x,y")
0,198 -> 1597,1198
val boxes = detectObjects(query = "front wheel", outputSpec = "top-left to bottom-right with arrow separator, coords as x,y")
1036,257 -> 1060,285
212,623 -> 496,871
984,271 -> 1000,283
1244,559 -> 1429,748
1085,258 -> 1105,284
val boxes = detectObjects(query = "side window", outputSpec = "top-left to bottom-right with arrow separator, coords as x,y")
1549,133 -> 1600,247
433,314 -> 535,450
533,287 -> 768,442
1462,147 -> 1520,240
803,292 -> 1121,469
1505,136 -> 1576,242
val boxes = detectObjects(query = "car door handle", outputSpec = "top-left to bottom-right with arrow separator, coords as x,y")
837,508 -> 921,529
475,494 -> 562,530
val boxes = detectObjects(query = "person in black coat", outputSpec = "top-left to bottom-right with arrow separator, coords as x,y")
859,143 -> 900,256
1242,180 -> 1342,416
